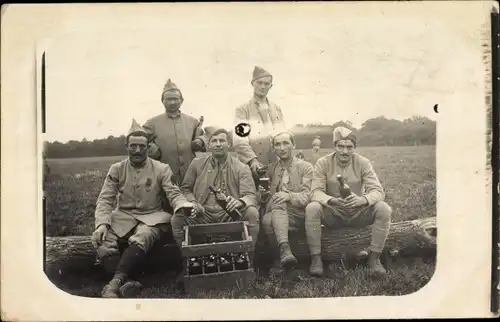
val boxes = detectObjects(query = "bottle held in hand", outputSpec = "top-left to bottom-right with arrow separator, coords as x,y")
208,185 -> 243,221
256,166 -> 270,192
336,174 -> 351,199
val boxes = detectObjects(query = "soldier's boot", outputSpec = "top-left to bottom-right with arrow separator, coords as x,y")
279,242 -> 297,269
101,277 -> 124,298
309,254 -> 324,277
367,251 -> 387,277
119,280 -> 143,298
269,258 -> 285,275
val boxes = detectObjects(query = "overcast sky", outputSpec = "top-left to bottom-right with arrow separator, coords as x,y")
43,2 -> 487,143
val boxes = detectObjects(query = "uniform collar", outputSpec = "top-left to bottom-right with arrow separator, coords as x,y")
250,96 -> 270,107
210,154 -> 229,168
278,156 -> 295,169
129,157 -> 149,169
166,110 -> 182,119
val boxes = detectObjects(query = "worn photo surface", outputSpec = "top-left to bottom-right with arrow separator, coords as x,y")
1,1 -> 495,320
41,0 -> 447,300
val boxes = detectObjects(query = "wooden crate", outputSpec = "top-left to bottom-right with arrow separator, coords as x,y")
180,221 -> 256,294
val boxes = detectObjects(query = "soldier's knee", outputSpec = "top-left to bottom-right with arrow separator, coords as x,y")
170,212 -> 186,229
128,226 -> 161,253
270,199 -> 287,212
243,206 -> 260,225
305,201 -> 322,219
374,201 -> 392,221
262,212 -> 273,229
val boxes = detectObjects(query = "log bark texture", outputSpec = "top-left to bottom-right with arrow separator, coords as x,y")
44,217 -> 436,280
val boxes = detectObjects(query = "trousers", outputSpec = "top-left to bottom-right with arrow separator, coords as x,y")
96,222 -> 169,274
261,198 -> 304,246
304,201 -> 392,255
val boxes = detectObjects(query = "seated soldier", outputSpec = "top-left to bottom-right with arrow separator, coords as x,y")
260,130 -> 313,274
171,127 -> 260,258
92,119 -> 194,298
305,126 -> 392,277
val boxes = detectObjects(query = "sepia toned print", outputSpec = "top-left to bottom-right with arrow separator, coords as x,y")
43,44 -> 438,300
2,1 -> 496,320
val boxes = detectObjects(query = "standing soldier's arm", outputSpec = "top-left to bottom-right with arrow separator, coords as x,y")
287,162 -> 313,208
234,106 -> 259,165
160,164 -> 192,212
142,118 -> 156,143
95,164 -> 119,229
275,104 -> 286,126
361,160 -> 385,205
191,116 -> 208,153
238,165 -> 259,208
179,160 -> 198,203
142,119 -> 161,160
310,158 -> 333,206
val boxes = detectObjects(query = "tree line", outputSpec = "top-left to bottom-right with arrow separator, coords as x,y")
45,116 -> 436,158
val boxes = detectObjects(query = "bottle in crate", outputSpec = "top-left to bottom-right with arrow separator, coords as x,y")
218,253 -> 234,272
204,254 -> 218,274
187,257 -> 202,275
234,252 -> 249,270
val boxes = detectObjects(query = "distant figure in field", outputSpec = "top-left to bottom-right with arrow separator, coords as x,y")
311,135 -> 321,165
143,79 -> 208,186
92,119 -> 194,298
295,151 -> 305,160
305,126 -> 392,277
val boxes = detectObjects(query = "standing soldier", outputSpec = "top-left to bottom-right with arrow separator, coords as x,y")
259,130 -> 313,274
143,79 -> 207,186
234,66 -> 286,183
311,135 -> 322,165
92,119 -> 194,298
305,126 -> 392,277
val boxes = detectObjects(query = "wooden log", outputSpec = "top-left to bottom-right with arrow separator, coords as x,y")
44,217 -> 436,280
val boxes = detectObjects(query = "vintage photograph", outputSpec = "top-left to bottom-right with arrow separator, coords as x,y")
40,5 -> 446,300
0,1 -> 495,320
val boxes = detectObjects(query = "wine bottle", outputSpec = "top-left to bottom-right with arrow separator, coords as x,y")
204,254 -> 218,274
256,166 -> 270,191
218,253 -> 233,272
208,185 -> 243,221
336,174 -> 351,199
187,257 -> 202,275
234,252 -> 249,270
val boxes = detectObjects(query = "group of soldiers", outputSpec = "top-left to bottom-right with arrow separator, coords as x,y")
90,66 -> 392,298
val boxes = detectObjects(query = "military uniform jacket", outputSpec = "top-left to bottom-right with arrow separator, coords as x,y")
180,155 -> 258,209
264,156 -> 313,217
143,112 -> 208,185
311,152 -> 385,219
95,157 -> 191,237
234,97 -> 286,166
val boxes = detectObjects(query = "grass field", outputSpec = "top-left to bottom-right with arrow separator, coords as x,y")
45,146 -> 436,298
